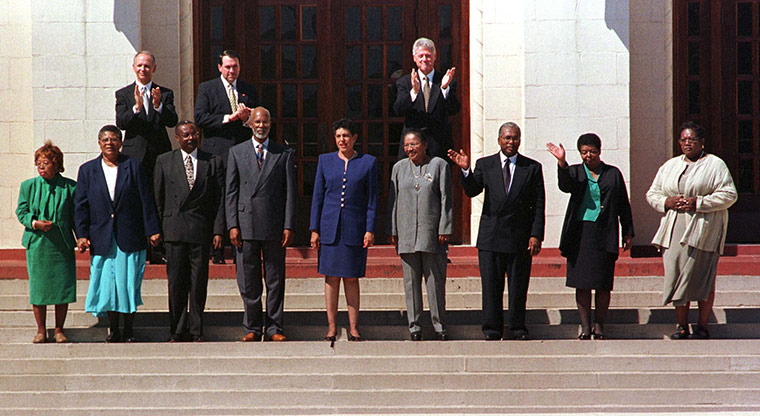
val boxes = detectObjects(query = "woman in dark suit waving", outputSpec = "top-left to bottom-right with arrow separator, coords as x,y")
310,119 -> 378,342
74,125 -> 161,342
547,133 -> 634,340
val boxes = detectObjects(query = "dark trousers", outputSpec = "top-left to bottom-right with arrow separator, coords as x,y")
165,241 -> 209,337
235,239 -> 286,337
478,249 -> 532,338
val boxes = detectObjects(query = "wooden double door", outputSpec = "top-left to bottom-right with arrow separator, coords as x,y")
675,0 -> 760,242
194,0 -> 470,245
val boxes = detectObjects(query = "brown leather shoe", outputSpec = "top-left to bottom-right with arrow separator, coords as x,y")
268,334 -> 287,342
53,332 -> 68,344
32,333 -> 46,344
241,332 -> 262,342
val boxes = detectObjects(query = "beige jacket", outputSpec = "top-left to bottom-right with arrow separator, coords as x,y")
646,154 -> 737,254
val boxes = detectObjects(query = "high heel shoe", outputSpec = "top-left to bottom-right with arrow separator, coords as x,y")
324,335 -> 336,342
578,332 -> 591,340
347,333 -> 363,341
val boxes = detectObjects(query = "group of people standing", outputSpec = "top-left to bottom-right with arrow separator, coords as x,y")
16,38 -> 737,344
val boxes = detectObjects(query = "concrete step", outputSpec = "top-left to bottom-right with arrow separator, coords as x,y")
1,341 -> 758,413
3,323 -> 760,343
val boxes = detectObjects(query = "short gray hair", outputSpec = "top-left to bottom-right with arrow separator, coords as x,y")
412,37 -> 436,56
498,122 -> 521,138
133,50 -> 156,65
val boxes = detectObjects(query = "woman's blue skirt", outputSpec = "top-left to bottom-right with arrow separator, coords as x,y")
85,237 -> 146,317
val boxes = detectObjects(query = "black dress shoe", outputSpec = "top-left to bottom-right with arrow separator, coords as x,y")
168,335 -> 182,343
436,331 -> 449,341
670,324 -> 690,340
212,258 -> 226,265
484,334 -> 501,341
191,335 -> 204,342
410,331 -> 423,341
106,331 -> 122,343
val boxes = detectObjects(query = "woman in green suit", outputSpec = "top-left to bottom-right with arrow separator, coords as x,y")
16,141 -> 77,343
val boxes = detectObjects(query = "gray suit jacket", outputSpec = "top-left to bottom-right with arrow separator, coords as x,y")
225,139 -> 296,241
389,156 -> 453,254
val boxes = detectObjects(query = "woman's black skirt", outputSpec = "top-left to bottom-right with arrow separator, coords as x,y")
566,220 -> 617,291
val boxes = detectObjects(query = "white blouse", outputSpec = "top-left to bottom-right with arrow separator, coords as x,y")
101,159 -> 118,201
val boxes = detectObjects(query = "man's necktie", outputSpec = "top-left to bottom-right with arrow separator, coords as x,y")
185,155 -> 194,190
422,75 -> 431,112
227,85 -> 238,113
142,86 -> 150,116
256,144 -> 264,168
502,158 -> 511,195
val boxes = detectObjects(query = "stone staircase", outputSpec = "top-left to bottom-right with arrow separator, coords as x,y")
1,246 -> 760,414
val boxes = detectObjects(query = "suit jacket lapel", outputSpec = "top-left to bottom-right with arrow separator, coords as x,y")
506,155 -> 528,205
252,142 -> 281,196
173,150 -> 192,206
92,156 -> 113,207
112,155 -> 130,208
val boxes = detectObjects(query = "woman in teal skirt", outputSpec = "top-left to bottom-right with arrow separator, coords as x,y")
74,125 -> 161,342
16,141 -> 77,343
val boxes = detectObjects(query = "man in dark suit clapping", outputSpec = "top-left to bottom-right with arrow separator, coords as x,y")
154,121 -> 226,342
394,37 -> 461,160
195,49 -> 259,264
448,122 -> 545,341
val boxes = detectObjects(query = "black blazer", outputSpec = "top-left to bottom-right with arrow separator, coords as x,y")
463,153 -> 545,253
153,149 -> 226,244
393,71 -> 461,160
115,82 -> 178,162
557,162 -> 634,259
194,78 -> 259,159
74,154 -> 160,255
225,139 -> 297,241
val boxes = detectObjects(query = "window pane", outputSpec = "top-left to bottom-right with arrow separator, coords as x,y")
261,84 -> 278,117
738,2 -> 752,37
366,7 -> 382,41
282,45 -> 297,79
281,6 -> 297,40
211,6 -> 224,41
302,45 -> 317,79
738,42 -> 752,75
440,5 -> 452,39
738,120 -> 753,153
687,3 -> 700,37
346,46 -> 363,80
280,123 -> 297,148
688,81 -> 700,114
387,6 -> 402,41
367,45 -> 382,79
387,45 -> 403,78
302,84 -> 318,118
688,42 -> 700,76
346,7 -> 361,41
211,45 -> 224,74
738,159 -> 754,193
368,123 -> 384,156
367,84 -> 383,118
282,84 -> 297,118
302,6 -> 317,40
389,123 -> 403,157
738,80 -> 752,114
303,123 -> 318,157
260,7 -> 275,40
387,83 -> 397,116
261,46 -> 275,79
303,162 -> 317,195
347,85 -> 362,118
438,43 -> 452,71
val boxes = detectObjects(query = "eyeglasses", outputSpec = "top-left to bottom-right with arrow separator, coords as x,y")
35,160 -> 53,168
679,137 -> 701,144
99,137 -> 121,144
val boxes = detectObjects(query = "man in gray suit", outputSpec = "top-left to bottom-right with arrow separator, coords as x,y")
226,106 -> 296,342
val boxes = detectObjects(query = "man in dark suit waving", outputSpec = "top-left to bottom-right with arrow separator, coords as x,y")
115,50 -> 178,185
448,122 -> 545,340
154,121 -> 225,342
394,37 -> 461,160
195,49 -> 259,264
226,106 -> 296,342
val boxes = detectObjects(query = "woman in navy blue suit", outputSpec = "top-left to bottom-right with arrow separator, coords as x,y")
310,119 -> 378,341
74,125 -> 161,342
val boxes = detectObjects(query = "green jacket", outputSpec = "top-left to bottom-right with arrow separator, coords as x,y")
16,174 -> 77,250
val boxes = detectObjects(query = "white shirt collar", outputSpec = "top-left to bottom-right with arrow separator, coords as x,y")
499,151 -> 518,166
180,148 -> 198,160
418,69 -> 435,85
221,76 -> 237,90
252,137 -> 270,149
136,80 -> 153,91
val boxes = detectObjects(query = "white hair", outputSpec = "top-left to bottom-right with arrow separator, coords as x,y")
412,37 -> 436,56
